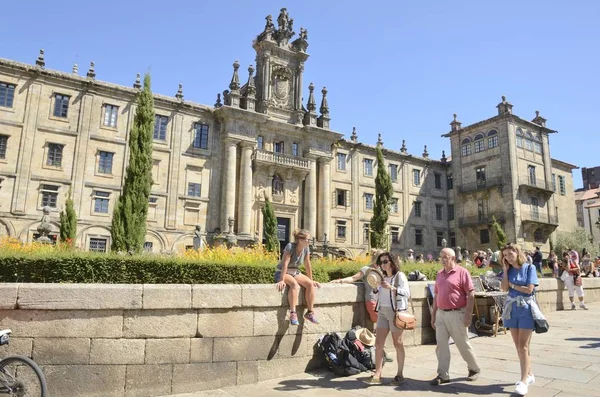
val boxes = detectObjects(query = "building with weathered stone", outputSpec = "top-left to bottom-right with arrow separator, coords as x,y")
0,9 -> 578,258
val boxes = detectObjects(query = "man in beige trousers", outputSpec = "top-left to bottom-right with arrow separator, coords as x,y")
430,248 -> 481,385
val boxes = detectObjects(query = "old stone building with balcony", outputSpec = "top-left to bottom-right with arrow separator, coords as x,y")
0,9 -> 578,258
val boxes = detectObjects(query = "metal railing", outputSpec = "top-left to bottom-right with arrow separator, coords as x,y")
253,149 -> 310,169
521,210 -> 559,225
458,213 -> 505,228
518,176 -> 554,192
458,176 -> 504,194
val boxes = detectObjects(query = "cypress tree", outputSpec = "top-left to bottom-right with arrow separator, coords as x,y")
262,198 -> 279,254
370,146 -> 393,249
59,188 -> 77,246
111,74 -> 155,253
491,215 -> 507,250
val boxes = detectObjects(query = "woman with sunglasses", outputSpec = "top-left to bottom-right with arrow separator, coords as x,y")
364,252 -> 409,386
500,243 -> 539,396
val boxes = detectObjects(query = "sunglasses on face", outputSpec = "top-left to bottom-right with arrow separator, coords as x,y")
380,259 -> 390,265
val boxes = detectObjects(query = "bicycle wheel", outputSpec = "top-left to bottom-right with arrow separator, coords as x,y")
0,355 -> 47,397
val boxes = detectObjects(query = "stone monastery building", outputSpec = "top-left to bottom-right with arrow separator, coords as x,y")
0,9 -> 577,258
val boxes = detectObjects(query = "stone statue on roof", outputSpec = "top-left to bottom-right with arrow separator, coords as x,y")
277,8 -> 289,31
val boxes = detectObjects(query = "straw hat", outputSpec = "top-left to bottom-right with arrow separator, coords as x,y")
365,267 -> 385,289
355,328 -> 375,346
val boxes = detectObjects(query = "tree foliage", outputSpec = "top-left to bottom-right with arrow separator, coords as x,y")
59,188 -> 77,245
111,74 -> 155,253
262,198 -> 279,255
370,146 -> 393,249
553,229 -> 597,257
491,215 -> 507,250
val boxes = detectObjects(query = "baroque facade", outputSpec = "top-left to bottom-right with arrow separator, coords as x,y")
0,9 -> 578,257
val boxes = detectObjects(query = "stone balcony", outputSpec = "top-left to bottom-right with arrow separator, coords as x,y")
518,176 -> 554,195
521,210 -> 559,226
458,213 -> 505,228
252,149 -> 310,171
457,176 -> 503,195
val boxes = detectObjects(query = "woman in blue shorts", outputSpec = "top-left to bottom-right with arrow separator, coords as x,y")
500,243 -> 539,396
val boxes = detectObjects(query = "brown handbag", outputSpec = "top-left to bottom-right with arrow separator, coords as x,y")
391,273 -> 417,330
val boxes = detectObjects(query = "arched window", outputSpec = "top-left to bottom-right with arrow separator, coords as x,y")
533,133 -> 542,153
272,174 -> 284,195
516,128 -> 523,148
473,133 -> 485,153
256,135 -> 263,150
461,138 -> 472,157
525,131 -> 534,151
487,130 -> 498,148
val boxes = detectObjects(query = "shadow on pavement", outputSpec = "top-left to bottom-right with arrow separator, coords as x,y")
565,337 -> 600,349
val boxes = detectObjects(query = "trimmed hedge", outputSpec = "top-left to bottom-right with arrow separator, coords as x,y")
0,254 -> 488,284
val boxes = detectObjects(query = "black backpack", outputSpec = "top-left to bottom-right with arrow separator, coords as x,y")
318,333 -> 364,376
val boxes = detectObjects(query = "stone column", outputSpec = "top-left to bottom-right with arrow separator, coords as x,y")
237,142 -> 254,236
318,158 -> 331,241
221,139 -> 238,233
304,158 -> 317,237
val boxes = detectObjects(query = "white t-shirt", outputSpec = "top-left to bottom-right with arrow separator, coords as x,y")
378,276 -> 394,307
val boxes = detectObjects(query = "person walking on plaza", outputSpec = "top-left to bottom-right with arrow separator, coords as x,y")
532,247 -> 543,275
430,248 -> 480,386
364,252 -> 409,386
560,251 -> 588,310
274,229 -> 320,325
500,243 -> 540,396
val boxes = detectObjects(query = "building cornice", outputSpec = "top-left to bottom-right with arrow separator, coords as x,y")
442,113 -> 557,138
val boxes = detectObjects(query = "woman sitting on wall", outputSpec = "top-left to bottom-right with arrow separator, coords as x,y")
274,229 -> 320,325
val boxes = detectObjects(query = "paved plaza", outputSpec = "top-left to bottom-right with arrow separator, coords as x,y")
166,302 -> 600,397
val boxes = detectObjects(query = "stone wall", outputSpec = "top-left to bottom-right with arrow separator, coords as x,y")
0,279 -> 598,396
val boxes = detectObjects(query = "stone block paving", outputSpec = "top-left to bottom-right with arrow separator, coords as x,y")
164,302 -> 600,397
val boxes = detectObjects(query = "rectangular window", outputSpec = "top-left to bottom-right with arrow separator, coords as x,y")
89,237 -> 108,253
450,231 -> 456,247
447,174 -> 453,190
257,135 -> 263,150
365,193 -> 373,210
389,164 -> 398,182
476,166 -> 486,187
103,104 -> 119,127
0,82 -> 15,108
528,165 -> 536,185
93,191 -> 110,213
415,229 -> 423,246
337,153 -> 346,171
414,201 -> 422,217
551,173 -> 556,192
434,173 -> 442,189
193,123 -> 209,149
154,115 -> 168,140
474,139 -> 485,153
448,204 -> 455,221
413,169 -> 421,186
531,196 -> 539,220
436,231 -> 444,247
534,141 -> 542,154
559,176 -> 566,195
292,142 -> 299,156
390,198 -> 399,213
0,135 -> 7,159
336,189 -> 347,206
480,229 -> 490,244
364,159 -> 373,176
478,198 -> 488,220
363,223 -> 370,244
46,143 -> 64,167
516,135 -> 523,148
435,204 -> 443,221
41,184 -> 59,208
53,94 -> 70,118
336,220 -> 346,239
391,226 -> 400,243
461,143 -> 472,157
274,141 -> 284,154
488,135 -> 498,148
188,182 -> 201,197
148,197 -> 158,204
525,138 -> 533,151
98,151 -> 114,174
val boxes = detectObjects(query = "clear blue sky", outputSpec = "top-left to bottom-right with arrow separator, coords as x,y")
3,1 -> 598,188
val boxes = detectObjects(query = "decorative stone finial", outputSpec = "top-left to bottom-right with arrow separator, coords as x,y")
350,126 -> 358,142
423,145 -> 429,158
377,133 -> 383,147
502,95 -> 506,103
72,63 -> 78,74
229,60 -> 240,91
36,49 -> 45,68
441,150 -> 447,163
532,109 -> 547,127
246,65 -> 256,95
175,84 -> 184,101
450,113 -> 462,131
497,95 -> 513,115
400,140 -> 407,153
133,73 -> 141,89
319,87 -> 329,115
214,93 -> 223,108
307,83 -> 316,112
535,110 -> 540,117
86,62 -> 96,79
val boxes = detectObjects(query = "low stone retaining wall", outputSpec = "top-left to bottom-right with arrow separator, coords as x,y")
0,278 -> 597,396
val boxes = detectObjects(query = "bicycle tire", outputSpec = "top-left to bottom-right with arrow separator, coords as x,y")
0,355 -> 47,397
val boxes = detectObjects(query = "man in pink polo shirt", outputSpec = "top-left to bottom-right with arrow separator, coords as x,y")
430,247 -> 481,385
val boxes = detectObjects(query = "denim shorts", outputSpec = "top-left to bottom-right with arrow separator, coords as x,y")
504,302 -> 535,330
274,269 -> 300,283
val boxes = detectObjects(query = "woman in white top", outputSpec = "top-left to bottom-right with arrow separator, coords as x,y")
365,252 -> 410,386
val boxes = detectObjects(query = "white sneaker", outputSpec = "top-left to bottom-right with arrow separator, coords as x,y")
580,304 -> 589,310
526,374 -> 535,385
571,303 -> 576,310
515,381 -> 528,395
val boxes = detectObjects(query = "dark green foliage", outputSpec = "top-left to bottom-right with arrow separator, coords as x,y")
370,146 -> 393,248
491,215 -> 507,250
59,189 -> 77,245
111,74 -> 155,253
262,198 -> 279,254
